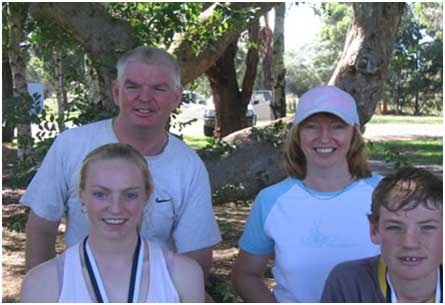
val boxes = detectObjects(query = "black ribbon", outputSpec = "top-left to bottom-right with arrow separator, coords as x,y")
83,235 -> 142,303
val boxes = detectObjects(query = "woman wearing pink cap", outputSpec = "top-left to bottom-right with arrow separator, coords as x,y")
232,86 -> 382,302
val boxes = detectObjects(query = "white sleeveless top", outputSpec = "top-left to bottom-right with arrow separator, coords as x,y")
58,240 -> 180,302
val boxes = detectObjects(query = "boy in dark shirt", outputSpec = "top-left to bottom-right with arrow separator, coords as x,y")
321,167 -> 442,303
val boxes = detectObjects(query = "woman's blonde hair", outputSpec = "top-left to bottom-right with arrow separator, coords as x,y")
283,122 -> 371,179
77,143 -> 153,201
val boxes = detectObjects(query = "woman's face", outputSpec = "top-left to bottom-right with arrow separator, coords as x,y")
80,158 -> 148,241
298,113 -> 354,172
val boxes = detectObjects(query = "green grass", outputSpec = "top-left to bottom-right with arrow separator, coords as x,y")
183,135 -> 442,166
368,115 -> 443,125
182,135 -> 210,149
367,139 -> 443,165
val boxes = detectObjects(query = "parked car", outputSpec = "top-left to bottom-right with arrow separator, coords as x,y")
203,97 -> 257,137
250,90 -> 272,120
181,90 -> 206,106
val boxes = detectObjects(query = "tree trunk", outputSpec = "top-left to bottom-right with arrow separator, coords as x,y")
329,3 -> 405,126
260,13 -> 273,91
204,3 -> 405,200
30,2 -> 276,112
203,118 -> 292,203
2,55 -> 14,142
206,22 -> 260,138
84,54 -> 101,105
206,42 -> 243,138
6,3 -> 34,161
53,48 -> 65,131
270,3 -> 286,119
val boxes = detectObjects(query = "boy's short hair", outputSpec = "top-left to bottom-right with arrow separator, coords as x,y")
368,167 -> 442,224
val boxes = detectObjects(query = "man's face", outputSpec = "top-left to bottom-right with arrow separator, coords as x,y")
370,203 -> 442,282
112,61 -> 182,130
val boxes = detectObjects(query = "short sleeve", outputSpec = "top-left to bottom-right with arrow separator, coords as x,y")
239,190 -> 275,255
20,134 -> 68,221
172,159 -> 221,253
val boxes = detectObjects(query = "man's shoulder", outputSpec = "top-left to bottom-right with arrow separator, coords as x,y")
55,119 -> 112,146
61,119 -> 110,137
166,133 -> 202,161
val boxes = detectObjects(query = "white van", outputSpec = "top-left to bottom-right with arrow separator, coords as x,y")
250,90 -> 272,120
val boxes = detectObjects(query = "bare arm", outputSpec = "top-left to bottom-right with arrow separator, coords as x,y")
231,249 -> 276,302
182,246 -> 215,302
21,257 -> 60,302
181,246 -> 213,280
171,254 -> 205,303
25,210 -> 60,271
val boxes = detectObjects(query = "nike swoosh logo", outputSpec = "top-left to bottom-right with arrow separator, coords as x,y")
155,198 -> 171,203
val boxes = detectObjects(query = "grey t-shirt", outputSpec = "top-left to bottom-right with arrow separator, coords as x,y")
21,119 -> 221,253
321,255 -> 385,303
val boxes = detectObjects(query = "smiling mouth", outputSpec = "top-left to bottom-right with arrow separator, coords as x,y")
135,109 -> 154,114
314,148 -> 336,153
399,256 -> 425,265
103,218 -> 127,225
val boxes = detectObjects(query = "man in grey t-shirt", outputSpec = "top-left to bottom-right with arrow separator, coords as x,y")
21,47 -> 221,281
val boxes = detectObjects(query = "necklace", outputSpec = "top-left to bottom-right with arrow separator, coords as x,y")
300,178 -> 356,200
83,235 -> 144,303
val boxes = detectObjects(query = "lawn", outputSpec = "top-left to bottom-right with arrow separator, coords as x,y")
368,114 -> 443,125
183,135 -> 442,167
367,139 -> 443,165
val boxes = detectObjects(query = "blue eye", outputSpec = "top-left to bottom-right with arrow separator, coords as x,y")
154,86 -> 167,92
127,192 -> 139,200
420,225 -> 437,232
303,123 -> 318,130
385,225 -> 402,232
332,123 -> 346,129
93,192 -> 107,199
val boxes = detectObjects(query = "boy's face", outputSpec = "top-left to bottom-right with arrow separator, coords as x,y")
370,203 -> 442,282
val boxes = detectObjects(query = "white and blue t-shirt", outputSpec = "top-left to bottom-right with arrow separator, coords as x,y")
239,174 -> 382,302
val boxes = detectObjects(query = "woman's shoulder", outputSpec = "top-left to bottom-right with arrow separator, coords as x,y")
257,176 -> 299,200
171,253 -> 203,277
359,172 -> 384,188
169,254 -> 205,302
21,256 -> 61,302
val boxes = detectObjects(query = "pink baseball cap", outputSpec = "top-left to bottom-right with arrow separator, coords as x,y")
294,86 -> 360,126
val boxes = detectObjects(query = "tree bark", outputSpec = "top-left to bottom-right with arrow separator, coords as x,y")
30,2 -> 276,111
6,3 -> 34,160
329,3 -> 405,126
260,13 -> 273,91
270,3 -> 286,119
203,117 -> 292,202
171,2 -> 276,85
204,3 -> 406,200
30,2 -> 135,113
53,48 -> 65,131
206,21 -> 260,138
2,55 -> 14,142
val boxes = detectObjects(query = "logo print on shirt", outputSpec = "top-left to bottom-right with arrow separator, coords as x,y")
155,197 -> 171,203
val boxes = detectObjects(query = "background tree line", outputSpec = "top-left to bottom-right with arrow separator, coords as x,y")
6,2 -> 441,200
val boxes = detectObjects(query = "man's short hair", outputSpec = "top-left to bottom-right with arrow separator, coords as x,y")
368,167 -> 443,224
116,46 -> 181,89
